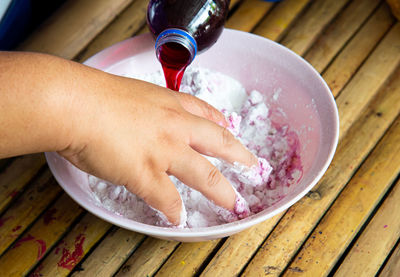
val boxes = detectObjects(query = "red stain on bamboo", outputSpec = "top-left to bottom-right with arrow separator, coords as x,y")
43,208 -> 58,225
12,234 -> 47,260
0,216 -> 13,227
57,233 -> 86,270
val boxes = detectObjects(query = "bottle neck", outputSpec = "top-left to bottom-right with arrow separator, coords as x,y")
155,28 -> 197,64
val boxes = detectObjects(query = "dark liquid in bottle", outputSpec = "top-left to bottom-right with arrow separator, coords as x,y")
148,0 -> 229,52
148,0 -> 230,91
158,42 -> 192,91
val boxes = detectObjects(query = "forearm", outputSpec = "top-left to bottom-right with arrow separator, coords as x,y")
0,51 -> 94,158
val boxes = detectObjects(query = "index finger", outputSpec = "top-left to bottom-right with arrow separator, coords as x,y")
174,92 -> 228,127
187,115 -> 258,167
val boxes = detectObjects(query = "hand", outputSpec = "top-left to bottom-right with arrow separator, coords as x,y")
60,73 -> 257,225
0,52 -> 257,225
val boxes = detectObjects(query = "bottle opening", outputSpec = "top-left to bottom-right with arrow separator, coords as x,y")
155,28 -> 197,64
155,29 -> 197,91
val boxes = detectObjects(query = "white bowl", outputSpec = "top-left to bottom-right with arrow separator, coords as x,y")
46,29 -> 339,242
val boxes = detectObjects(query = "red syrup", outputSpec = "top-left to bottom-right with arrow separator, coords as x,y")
158,42 -> 192,91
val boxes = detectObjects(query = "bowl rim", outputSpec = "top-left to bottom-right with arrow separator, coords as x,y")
46,28 -> 339,239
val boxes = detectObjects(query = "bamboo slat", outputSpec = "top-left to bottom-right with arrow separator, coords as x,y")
19,0 -> 132,59
253,0 -> 312,41
151,2 -> 398,276
156,239 -> 221,277
200,213 -> 283,277
379,241 -> 400,277
334,179 -> 400,276
241,67 -> 400,276
76,0 -> 148,63
152,1 -> 364,274
1,0 -> 397,275
202,7 -> 400,276
225,0 -> 274,32
153,213 -> 282,277
18,0 -> 135,59
32,1 -> 261,275
229,0 -> 242,9
0,158 -> 11,171
32,213 -> 111,276
76,0 -> 242,62
283,118 -> 400,276
115,238 -> 179,277
322,3 -> 395,97
0,194 -> 83,276
1,2 -> 149,275
336,23 -> 400,140
280,0 -> 350,55
78,2 -> 278,274
136,25 -> 150,35
0,1 -> 148,275
0,154 -> 45,213
71,227 -> 145,277
66,2 -> 281,275
0,170 -> 61,255
303,0 -> 381,73
50,1 -> 249,275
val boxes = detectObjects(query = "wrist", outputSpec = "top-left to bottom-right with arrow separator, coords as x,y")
35,55 -> 90,155
0,52 -> 77,157
0,52 -> 103,158
50,59 -> 104,156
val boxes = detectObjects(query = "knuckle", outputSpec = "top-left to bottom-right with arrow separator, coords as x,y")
162,106 -> 185,122
157,131 -> 175,148
221,127 -> 235,148
206,167 -> 222,190
203,102 -> 219,121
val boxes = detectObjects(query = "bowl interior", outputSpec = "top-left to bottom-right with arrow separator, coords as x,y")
46,29 -> 338,241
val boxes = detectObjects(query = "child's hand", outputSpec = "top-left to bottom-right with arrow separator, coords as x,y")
0,52 -> 257,225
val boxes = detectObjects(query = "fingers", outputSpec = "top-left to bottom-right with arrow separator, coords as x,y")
127,173 -> 184,226
174,92 -> 228,127
174,92 -> 257,167
188,115 -> 258,167
168,146 -> 236,211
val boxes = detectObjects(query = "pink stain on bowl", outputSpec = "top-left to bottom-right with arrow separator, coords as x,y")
45,29 -> 339,241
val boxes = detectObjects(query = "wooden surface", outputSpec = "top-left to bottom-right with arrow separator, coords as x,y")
1,0 -> 400,276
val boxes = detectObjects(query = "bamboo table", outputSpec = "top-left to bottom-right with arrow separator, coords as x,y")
1,0 -> 400,276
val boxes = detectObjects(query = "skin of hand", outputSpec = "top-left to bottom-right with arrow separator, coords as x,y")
0,51 -> 257,225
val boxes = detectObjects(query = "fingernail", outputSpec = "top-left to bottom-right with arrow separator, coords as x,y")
210,188 -> 250,223
233,192 -> 250,219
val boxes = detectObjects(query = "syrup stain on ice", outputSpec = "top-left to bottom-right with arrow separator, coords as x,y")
88,67 -> 303,228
